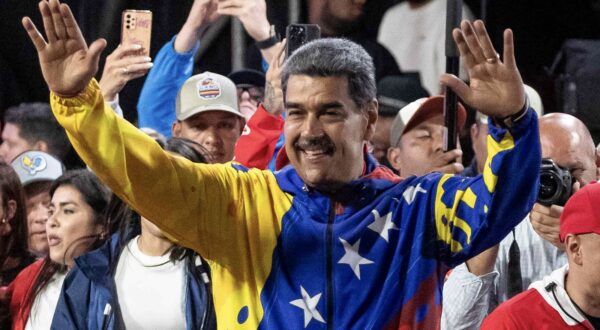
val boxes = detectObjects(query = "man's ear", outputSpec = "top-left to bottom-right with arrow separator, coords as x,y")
33,140 -> 49,153
387,146 -> 402,174
565,234 -> 583,266
172,121 -> 182,137
237,117 -> 246,135
363,99 -> 379,141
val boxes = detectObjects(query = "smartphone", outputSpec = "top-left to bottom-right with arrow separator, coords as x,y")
121,10 -> 152,57
285,24 -> 321,58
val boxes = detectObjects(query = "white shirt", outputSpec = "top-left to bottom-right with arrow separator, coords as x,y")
25,271 -> 67,330
115,236 -> 187,330
378,0 -> 473,95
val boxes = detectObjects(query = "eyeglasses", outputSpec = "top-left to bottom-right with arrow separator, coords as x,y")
236,86 -> 264,104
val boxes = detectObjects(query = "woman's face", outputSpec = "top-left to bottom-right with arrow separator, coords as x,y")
46,185 -> 102,267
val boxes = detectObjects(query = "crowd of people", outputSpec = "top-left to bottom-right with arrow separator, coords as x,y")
0,0 -> 599,329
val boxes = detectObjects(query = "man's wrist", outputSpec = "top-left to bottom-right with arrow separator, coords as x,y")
492,97 -> 530,129
255,25 -> 278,49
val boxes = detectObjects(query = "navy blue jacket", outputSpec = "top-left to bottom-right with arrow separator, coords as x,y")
51,231 -> 215,329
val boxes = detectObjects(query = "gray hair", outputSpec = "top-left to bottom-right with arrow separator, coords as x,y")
282,38 -> 376,108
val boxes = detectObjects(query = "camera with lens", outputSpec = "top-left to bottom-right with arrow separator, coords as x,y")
537,158 -> 572,206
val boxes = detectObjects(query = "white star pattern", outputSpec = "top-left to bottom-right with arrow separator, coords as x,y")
402,183 -> 427,205
338,238 -> 374,280
368,210 -> 398,242
289,286 -> 326,328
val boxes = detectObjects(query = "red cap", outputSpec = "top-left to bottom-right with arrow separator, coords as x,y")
559,181 -> 600,242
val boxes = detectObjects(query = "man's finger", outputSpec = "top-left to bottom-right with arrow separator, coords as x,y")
122,61 -> 153,73
49,0 -> 67,40
473,20 -> 497,63
440,73 -> 471,103
39,1 -> 58,43
460,20 -> 486,64
452,28 -> 476,68
502,29 -> 516,68
22,17 -> 47,51
60,3 -> 86,47
532,203 -> 553,216
440,149 -> 463,163
85,38 -> 108,69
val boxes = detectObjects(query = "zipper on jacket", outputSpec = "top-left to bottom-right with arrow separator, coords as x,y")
101,303 -> 112,330
326,199 -> 335,330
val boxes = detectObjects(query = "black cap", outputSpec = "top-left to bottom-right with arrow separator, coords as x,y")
377,73 -> 429,117
227,69 -> 266,88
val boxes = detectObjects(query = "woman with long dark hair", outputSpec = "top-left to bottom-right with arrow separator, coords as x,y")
0,163 -> 35,329
52,138 -> 216,329
8,169 -> 110,329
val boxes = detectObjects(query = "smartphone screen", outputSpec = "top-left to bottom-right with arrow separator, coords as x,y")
285,24 -> 321,58
121,10 -> 152,57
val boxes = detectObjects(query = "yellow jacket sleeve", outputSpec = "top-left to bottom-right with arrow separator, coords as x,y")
50,79 -> 292,266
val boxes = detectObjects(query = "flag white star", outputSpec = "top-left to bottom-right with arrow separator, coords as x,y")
290,286 -> 326,328
402,183 -> 427,205
338,238 -> 374,280
368,210 -> 398,242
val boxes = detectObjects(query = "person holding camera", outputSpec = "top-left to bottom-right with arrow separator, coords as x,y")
443,112 -> 597,329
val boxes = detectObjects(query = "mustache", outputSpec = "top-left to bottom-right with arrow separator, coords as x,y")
294,135 -> 336,153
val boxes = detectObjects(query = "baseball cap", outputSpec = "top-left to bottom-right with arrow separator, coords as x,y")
476,84 -> 544,124
176,72 -> 242,121
228,69 -> 266,88
377,74 -> 430,117
389,95 -> 467,147
559,181 -> 600,242
10,150 -> 65,186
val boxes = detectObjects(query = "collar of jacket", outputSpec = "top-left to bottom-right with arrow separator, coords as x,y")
275,150 -> 402,207
530,264 -> 590,327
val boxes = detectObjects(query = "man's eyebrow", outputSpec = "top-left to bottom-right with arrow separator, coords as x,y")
284,101 -> 304,109
318,102 -> 344,110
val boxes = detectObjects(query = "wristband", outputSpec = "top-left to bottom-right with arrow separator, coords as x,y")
255,25 -> 279,49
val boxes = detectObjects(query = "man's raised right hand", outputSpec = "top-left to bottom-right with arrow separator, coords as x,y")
22,0 -> 106,97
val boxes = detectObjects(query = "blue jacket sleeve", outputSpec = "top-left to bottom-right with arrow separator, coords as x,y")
429,108 -> 541,266
137,36 -> 199,137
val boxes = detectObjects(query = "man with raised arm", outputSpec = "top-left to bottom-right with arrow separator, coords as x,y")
23,0 -> 539,328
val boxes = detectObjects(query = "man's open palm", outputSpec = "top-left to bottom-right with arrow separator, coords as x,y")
22,0 -> 106,97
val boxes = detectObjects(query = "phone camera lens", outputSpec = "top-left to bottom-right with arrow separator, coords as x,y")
126,14 -> 131,18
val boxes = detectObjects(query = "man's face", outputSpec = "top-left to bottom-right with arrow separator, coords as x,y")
26,189 -> 51,257
370,116 -> 394,165
541,130 -> 596,187
325,0 -> 366,22
390,114 -> 449,177
284,75 -> 376,190
172,111 -> 242,164
237,85 -> 264,121
0,123 -> 34,163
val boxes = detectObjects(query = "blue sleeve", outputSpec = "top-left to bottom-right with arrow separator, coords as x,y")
137,36 -> 200,137
429,108 -> 540,266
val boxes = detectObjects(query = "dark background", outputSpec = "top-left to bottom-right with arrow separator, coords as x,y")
2,0 -> 599,133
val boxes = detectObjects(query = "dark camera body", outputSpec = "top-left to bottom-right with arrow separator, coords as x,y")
285,24 -> 321,58
537,158 -> 572,206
